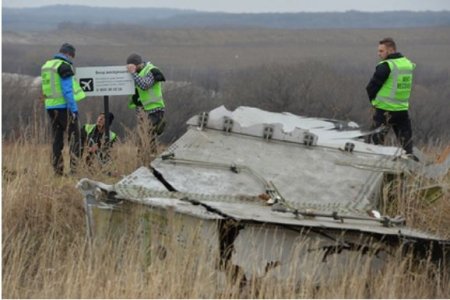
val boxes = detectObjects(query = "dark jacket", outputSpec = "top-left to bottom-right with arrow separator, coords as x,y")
366,52 -> 404,101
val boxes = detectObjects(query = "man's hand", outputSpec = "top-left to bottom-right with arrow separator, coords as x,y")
127,64 -> 137,73
71,111 -> 78,120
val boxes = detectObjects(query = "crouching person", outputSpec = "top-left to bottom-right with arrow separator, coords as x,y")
81,112 -> 118,175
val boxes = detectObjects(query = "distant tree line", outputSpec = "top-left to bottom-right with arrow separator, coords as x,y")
3,6 -> 450,31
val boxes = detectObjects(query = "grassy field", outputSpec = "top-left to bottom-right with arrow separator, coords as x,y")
2,25 -> 450,298
2,123 -> 450,298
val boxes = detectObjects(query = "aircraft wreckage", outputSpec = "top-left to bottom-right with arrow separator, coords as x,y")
77,106 -> 450,281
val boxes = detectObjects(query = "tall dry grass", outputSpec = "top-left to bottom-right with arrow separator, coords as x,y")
2,124 -> 450,298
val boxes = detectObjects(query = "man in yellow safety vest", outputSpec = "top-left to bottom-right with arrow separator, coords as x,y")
126,53 -> 166,158
41,43 -> 86,175
366,37 -> 417,160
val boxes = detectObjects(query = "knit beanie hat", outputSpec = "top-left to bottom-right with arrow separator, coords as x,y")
59,43 -> 76,58
126,53 -> 143,65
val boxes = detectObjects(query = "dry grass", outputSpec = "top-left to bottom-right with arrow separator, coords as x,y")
2,127 -> 450,298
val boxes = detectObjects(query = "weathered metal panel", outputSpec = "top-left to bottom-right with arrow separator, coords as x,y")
77,105 -> 449,281
78,166 -> 442,240
155,128 -> 388,214
231,223 -> 389,282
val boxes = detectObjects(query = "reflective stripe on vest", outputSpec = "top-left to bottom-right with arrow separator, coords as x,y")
41,59 -> 86,108
372,57 -> 415,111
85,124 -> 117,141
128,63 -> 165,111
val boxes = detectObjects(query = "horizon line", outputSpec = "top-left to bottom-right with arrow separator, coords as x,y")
3,4 -> 450,14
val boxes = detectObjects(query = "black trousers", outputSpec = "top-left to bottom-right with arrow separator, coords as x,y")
148,110 -> 166,135
47,109 -> 81,175
136,109 -> 166,156
369,108 -> 413,154
147,110 -> 165,154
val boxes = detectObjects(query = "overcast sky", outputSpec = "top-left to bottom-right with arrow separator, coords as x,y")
3,0 -> 450,13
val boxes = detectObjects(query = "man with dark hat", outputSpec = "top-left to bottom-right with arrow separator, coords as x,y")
81,112 -> 117,168
41,43 -> 86,175
126,53 -> 166,157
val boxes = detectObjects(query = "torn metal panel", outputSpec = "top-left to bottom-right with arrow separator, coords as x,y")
187,106 -> 406,156
77,105 -> 450,281
158,105 -> 409,215
231,223 -> 389,282
78,167 -> 442,241
78,174 -> 449,281
155,130 -> 385,213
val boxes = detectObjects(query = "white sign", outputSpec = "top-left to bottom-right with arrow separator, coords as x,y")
76,66 -> 135,96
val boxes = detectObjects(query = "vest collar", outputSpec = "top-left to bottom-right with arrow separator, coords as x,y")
386,52 -> 404,60
54,53 -> 73,64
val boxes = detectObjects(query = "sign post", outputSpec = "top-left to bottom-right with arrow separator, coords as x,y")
76,66 -> 135,143
103,95 -> 110,143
